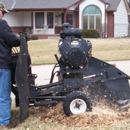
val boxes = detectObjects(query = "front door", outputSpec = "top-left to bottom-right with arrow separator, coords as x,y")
66,14 -> 73,26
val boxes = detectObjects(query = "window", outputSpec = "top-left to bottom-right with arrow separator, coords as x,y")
47,12 -> 53,28
35,13 -> 44,28
83,5 -> 101,29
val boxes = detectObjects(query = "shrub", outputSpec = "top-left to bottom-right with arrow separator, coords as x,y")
82,29 -> 99,38
30,35 -> 38,40
27,35 -> 31,41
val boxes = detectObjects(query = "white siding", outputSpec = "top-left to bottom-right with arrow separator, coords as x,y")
3,12 -> 24,26
55,11 -> 62,26
23,12 -> 32,26
79,0 -> 105,29
114,0 -> 129,37
3,12 -> 32,27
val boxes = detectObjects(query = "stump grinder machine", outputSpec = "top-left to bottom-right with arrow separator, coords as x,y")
11,23 -> 130,123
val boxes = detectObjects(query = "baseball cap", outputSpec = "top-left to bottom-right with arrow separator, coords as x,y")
0,2 -> 9,13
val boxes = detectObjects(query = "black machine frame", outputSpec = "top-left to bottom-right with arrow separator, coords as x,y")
11,31 -> 130,123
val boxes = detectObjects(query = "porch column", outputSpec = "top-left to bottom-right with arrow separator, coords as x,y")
44,12 -> 47,25
75,11 -> 79,28
63,10 -> 67,22
107,12 -> 114,37
33,12 -> 35,34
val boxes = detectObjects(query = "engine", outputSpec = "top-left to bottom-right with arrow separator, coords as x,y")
58,26 -> 92,69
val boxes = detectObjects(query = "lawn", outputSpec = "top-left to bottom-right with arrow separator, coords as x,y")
27,37 -> 130,65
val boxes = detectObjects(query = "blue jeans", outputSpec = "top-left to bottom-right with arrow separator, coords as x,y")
0,69 -> 11,126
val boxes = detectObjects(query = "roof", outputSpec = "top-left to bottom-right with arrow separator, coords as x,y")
106,0 -> 121,11
102,0 -> 110,4
13,0 -> 81,10
0,0 -> 14,10
0,0 -> 129,13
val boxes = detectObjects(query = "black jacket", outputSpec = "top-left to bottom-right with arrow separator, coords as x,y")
0,19 -> 20,69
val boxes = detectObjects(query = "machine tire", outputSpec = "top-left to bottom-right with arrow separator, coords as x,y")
63,91 -> 92,116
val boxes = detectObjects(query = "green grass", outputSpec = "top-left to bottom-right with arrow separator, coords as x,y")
27,38 -> 130,65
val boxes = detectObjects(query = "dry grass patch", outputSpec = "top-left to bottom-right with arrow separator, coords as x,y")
28,38 -> 130,65
11,100 -> 130,130
28,39 -> 59,65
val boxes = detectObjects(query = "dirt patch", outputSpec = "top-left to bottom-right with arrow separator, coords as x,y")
40,101 -> 130,128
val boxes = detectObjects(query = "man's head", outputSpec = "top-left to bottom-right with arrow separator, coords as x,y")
0,2 -> 8,18
0,2 -> 9,13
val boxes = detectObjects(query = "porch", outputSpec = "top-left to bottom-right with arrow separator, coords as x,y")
12,26 -> 63,39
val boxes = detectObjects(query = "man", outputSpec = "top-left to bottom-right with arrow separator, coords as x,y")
0,2 -> 20,129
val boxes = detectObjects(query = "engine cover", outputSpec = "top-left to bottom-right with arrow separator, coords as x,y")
59,38 -> 91,69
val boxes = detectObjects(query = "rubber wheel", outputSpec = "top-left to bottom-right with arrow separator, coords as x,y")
63,91 -> 92,116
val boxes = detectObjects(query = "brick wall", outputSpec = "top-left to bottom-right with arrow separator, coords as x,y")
107,12 -> 114,37
11,27 -> 32,34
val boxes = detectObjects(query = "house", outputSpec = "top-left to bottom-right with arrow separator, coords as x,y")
1,0 -> 130,38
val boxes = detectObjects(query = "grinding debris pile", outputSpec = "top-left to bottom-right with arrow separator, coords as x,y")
40,102 -> 130,128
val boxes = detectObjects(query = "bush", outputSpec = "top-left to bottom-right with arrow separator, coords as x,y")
30,35 -> 38,40
27,35 -> 31,41
82,29 -> 99,38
